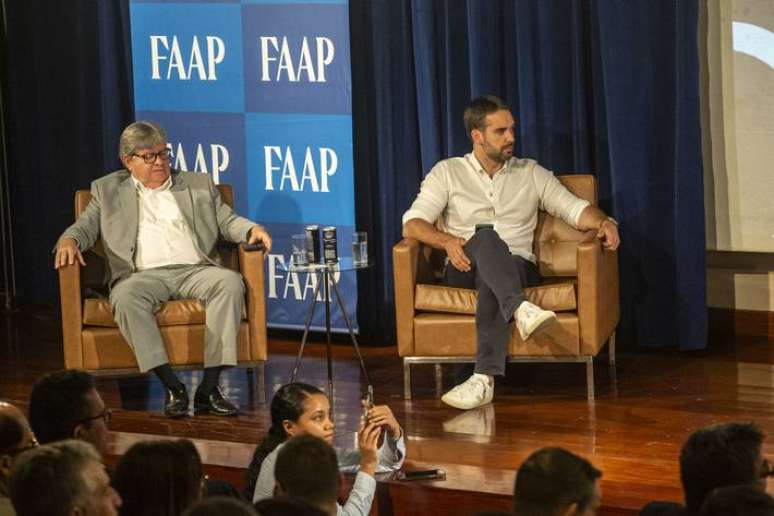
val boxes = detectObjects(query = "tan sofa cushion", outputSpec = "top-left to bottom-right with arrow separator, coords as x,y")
414,282 -> 576,315
80,322 -> 251,370
83,298 -> 209,327
412,312 -> 579,357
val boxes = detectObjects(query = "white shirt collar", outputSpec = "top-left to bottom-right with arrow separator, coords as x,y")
466,152 -> 510,177
131,174 -> 172,194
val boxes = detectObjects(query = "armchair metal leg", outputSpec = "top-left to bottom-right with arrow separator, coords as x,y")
585,357 -> 595,401
435,364 -> 443,398
435,364 -> 443,397
608,331 -> 616,366
403,360 -> 412,400
254,362 -> 266,404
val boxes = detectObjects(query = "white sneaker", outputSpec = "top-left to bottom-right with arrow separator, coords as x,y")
441,374 -> 494,410
516,300 -> 557,340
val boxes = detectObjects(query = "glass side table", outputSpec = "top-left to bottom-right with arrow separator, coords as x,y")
276,257 -> 373,405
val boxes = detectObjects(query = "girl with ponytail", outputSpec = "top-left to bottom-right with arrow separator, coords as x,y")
245,383 -> 405,516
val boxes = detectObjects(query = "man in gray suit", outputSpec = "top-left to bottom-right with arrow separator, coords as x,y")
54,121 -> 272,418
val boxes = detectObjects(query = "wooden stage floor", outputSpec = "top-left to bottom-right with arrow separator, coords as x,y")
2,307 -> 773,515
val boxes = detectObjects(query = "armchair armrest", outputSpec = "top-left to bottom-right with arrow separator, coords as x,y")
393,238 -> 421,356
239,245 -> 267,361
58,263 -> 84,369
576,239 -> 619,355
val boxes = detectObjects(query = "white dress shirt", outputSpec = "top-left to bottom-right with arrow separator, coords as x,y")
133,176 -> 203,270
402,153 -> 590,263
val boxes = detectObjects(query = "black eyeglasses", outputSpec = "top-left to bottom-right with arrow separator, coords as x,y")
75,408 -> 112,426
132,148 -> 172,164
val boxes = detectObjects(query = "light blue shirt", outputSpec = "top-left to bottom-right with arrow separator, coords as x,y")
252,433 -> 406,516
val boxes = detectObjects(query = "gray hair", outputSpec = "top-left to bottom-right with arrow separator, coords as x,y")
118,121 -> 167,159
9,439 -> 101,516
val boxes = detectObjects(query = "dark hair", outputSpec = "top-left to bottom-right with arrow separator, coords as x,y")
253,497 -> 328,516
513,447 -> 602,516
9,439 -> 101,516
700,485 -> 774,516
244,383 -> 324,499
463,95 -> 510,140
275,435 -> 340,510
680,422 -> 765,512
113,439 -> 203,516
183,496 -> 258,516
28,370 -> 95,444
0,403 -> 25,454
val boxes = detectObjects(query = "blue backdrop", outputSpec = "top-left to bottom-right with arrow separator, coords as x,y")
129,0 -> 358,332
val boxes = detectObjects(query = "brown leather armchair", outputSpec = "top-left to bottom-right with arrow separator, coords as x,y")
393,174 -> 618,401
58,185 -> 267,402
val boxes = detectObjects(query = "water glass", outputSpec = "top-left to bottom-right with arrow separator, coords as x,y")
291,234 -> 309,266
352,231 -> 368,265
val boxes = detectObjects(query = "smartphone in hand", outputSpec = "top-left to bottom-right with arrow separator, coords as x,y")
396,469 -> 446,481
361,388 -> 374,426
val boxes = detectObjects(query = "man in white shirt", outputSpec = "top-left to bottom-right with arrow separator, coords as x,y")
54,122 -> 272,418
402,96 -> 620,410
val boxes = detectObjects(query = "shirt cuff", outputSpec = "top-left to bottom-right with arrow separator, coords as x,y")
353,470 -> 377,490
570,199 -> 591,227
401,209 -> 435,226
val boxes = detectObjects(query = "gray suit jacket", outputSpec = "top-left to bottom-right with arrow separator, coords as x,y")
59,169 -> 257,288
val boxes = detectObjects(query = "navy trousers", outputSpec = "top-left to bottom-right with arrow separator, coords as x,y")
443,229 -> 540,376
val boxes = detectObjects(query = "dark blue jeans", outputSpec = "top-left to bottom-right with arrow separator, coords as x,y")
443,229 -> 540,376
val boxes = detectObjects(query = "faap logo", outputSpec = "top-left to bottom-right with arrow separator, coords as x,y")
263,145 -> 337,192
149,35 -> 226,81
266,254 -> 340,301
168,141 -> 230,184
259,36 -> 335,83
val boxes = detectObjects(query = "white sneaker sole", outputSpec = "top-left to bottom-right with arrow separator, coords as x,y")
519,310 -> 557,340
441,390 -> 494,410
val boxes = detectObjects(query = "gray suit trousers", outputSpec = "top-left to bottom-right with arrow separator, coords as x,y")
109,264 -> 243,372
443,229 -> 540,376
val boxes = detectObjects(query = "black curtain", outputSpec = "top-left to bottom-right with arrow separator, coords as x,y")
2,0 -> 133,306
351,0 -> 707,350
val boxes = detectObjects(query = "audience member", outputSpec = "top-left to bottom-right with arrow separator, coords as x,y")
246,382 -> 404,516
274,435 -> 339,516
513,447 -> 602,516
252,498 -> 326,516
28,370 -> 111,455
0,402 -> 38,516
182,496 -> 258,516
8,439 -> 121,516
112,438 -> 203,516
680,422 -> 766,515
700,485 -> 774,516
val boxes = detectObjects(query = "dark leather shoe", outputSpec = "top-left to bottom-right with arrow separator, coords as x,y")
194,386 -> 238,417
164,386 -> 189,418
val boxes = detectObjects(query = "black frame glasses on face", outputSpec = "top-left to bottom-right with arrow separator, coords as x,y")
132,148 -> 172,164
75,408 -> 112,426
